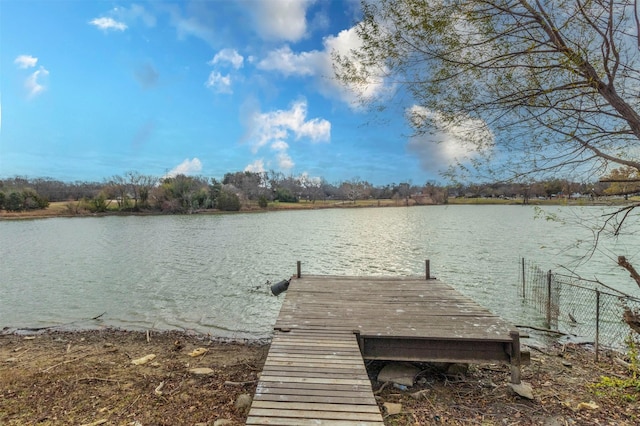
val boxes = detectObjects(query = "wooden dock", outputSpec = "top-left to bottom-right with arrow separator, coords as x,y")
247,330 -> 384,425
247,270 -> 526,425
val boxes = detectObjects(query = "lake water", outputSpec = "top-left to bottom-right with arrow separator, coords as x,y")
1,205 -> 637,340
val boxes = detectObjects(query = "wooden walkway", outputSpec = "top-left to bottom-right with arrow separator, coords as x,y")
247,330 -> 384,425
247,273 -> 526,425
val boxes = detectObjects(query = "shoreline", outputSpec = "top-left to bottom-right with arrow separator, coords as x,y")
2,324 -> 272,347
1,196 -> 633,221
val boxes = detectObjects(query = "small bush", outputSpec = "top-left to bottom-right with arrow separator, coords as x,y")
258,195 -> 268,208
216,190 -> 241,211
85,193 -> 109,213
22,189 -> 49,210
274,188 -> 298,203
590,334 -> 640,402
5,192 -> 24,211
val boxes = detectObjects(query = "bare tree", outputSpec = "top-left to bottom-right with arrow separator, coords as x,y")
107,175 -> 129,210
335,0 -> 640,181
340,178 -> 372,203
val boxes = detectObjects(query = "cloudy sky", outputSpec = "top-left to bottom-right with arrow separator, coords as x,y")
2,0 -> 469,185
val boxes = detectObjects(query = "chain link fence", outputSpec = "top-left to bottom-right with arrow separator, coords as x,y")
520,258 -> 640,354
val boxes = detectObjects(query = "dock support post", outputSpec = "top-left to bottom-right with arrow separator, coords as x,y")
297,261 -> 301,278
425,259 -> 431,280
509,330 -> 522,384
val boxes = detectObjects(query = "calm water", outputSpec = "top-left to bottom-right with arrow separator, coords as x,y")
1,205 -> 637,339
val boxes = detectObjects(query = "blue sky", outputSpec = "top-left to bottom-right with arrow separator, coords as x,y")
1,0 -> 458,185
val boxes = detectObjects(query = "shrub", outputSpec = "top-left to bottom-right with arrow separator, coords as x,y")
216,190 -> 241,211
258,195 -> 268,208
590,333 -> 640,402
274,188 -> 298,203
86,193 -> 109,213
22,189 -> 49,210
5,192 -> 24,211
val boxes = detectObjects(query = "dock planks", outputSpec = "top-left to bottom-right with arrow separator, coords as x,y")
247,330 -> 384,425
247,274 -> 525,425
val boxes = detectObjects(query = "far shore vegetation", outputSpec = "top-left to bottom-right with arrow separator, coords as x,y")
1,169 -> 639,219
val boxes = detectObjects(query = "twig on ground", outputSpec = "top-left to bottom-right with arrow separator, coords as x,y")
374,381 -> 391,395
224,380 -> 258,386
526,345 -> 553,356
41,353 -> 93,373
76,377 -> 120,383
118,395 -> 141,416
515,325 -> 569,335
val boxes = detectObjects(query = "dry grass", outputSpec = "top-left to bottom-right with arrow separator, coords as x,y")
2,330 -> 639,425
1,330 -> 268,426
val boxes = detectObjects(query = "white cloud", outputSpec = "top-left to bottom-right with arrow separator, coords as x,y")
406,105 -> 494,172
14,55 -> 38,69
210,49 -> 244,69
271,140 -> 289,151
89,17 -> 128,31
323,27 -> 387,104
247,99 -> 330,153
277,152 -> 294,170
25,67 -> 49,98
116,4 -> 156,27
166,4 -> 216,46
165,158 -> 203,178
245,159 -> 265,173
206,49 -> 243,94
205,71 -> 232,94
243,99 -> 330,173
257,45 -> 322,76
257,26 -> 387,108
249,0 -> 313,42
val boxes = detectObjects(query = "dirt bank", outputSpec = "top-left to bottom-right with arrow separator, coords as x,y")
1,329 -> 638,425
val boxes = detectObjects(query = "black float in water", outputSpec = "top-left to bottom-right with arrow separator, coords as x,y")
270,278 -> 291,296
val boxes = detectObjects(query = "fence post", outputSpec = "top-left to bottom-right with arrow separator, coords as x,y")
521,258 -> 526,298
546,270 -> 552,329
425,259 -> 431,280
595,289 -> 601,362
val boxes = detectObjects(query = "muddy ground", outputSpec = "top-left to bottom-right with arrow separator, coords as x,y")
1,329 -> 638,425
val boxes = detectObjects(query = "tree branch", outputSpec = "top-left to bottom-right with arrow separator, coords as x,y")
618,256 -> 640,289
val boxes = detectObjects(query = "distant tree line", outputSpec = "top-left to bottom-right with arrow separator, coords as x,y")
0,168 -> 633,213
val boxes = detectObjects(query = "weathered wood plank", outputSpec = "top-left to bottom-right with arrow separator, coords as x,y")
265,355 -> 364,363
259,369 -> 367,379
254,393 -> 376,405
264,359 -> 364,368
246,417 -> 384,425
262,363 -> 364,371
255,383 -> 376,396
251,401 -> 381,413
248,408 -> 383,421
258,375 -> 371,386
